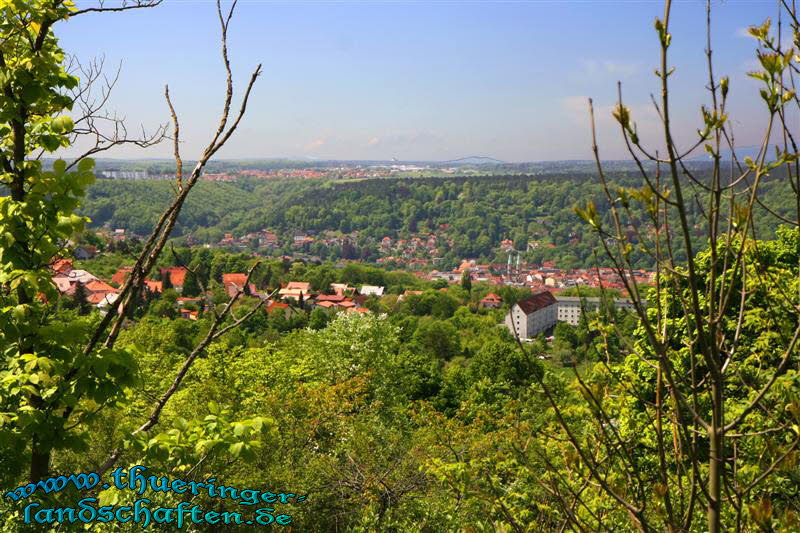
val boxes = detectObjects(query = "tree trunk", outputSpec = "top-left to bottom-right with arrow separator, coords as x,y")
30,436 -> 50,482
707,383 -> 724,533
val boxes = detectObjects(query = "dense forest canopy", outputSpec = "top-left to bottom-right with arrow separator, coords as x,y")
81,164 -> 794,268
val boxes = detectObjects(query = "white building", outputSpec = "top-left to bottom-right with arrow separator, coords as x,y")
359,285 -> 385,297
96,292 -> 120,309
555,296 -> 640,326
505,291 -> 558,340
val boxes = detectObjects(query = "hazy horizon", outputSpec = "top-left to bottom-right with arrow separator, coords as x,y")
60,0 -> 781,162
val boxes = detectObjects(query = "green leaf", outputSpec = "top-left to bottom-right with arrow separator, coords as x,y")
77,157 -> 94,173
229,442 -> 244,458
51,115 -> 73,134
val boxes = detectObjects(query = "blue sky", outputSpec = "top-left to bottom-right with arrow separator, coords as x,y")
60,0 -> 780,161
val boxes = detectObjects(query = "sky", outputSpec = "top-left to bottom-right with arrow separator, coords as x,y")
58,0 -> 784,162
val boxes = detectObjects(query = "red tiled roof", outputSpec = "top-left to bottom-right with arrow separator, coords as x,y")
516,291 -> 557,315
222,273 -> 248,288
315,294 -> 347,302
111,267 -> 133,286
87,292 -> 107,304
85,280 -> 118,293
265,301 -> 289,313
52,259 -> 73,273
145,280 -> 163,293
161,267 -> 187,287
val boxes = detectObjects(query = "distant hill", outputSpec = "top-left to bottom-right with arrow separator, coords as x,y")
688,145 -> 778,163
442,156 -> 506,165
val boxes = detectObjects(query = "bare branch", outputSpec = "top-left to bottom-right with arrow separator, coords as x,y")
165,85 -> 183,191
70,0 -> 163,17
63,55 -> 168,171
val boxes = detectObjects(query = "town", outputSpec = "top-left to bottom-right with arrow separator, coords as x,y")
55,227 -> 653,340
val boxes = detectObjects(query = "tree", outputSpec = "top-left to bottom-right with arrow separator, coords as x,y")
181,268 -> 201,296
0,0 -> 264,487
469,341 -> 540,390
523,2 -> 800,531
412,319 -> 460,359
461,268 -> 472,293
308,307 -> 330,330
161,270 -> 173,290
72,281 -> 91,315
0,0 -> 138,485
431,279 -> 448,290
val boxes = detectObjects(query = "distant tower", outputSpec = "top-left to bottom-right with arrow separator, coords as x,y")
507,253 -> 512,275
516,254 -> 520,272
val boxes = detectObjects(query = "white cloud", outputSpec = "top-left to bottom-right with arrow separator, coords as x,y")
583,59 -> 640,78
304,138 -> 326,151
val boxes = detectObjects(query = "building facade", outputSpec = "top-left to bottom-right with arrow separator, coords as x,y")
555,296 -> 640,326
505,291 -> 558,340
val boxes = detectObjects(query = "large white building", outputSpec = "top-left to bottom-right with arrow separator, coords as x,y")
505,291 -> 558,340
555,296 -> 640,326
505,293 -> 644,338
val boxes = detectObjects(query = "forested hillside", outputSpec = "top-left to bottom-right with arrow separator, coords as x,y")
82,165 -> 795,267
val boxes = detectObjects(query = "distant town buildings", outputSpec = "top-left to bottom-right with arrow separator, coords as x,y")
278,281 -> 312,300
359,285 -> 385,297
52,268 -> 98,293
480,293 -> 502,309
96,170 -> 149,180
222,273 -> 258,297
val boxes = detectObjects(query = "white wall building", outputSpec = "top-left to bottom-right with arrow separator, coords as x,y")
555,296 -> 641,326
360,285 -> 385,297
505,291 -> 558,340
